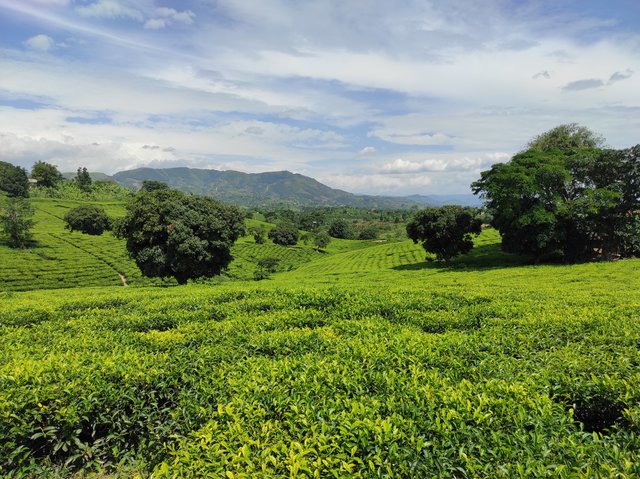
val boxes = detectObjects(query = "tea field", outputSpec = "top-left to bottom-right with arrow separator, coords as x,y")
2,207 -> 640,478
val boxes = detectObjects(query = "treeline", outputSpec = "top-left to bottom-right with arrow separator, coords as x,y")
256,206 -> 416,240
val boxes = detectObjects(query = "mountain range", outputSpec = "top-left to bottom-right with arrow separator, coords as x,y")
65,167 -> 481,209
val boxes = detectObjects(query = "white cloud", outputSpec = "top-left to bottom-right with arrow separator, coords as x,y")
76,0 -> 144,21
24,34 -> 55,51
370,130 -> 452,146
145,7 -> 195,29
321,172 -> 433,195
357,146 -> 377,156
382,154 -> 507,174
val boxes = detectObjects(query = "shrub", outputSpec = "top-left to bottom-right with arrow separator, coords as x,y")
64,205 -> 111,235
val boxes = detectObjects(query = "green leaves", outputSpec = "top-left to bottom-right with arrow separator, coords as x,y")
406,206 -> 482,262
118,188 -> 245,283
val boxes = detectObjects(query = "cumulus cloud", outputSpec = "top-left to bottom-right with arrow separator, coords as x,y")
0,132 -> 179,173
608,69 -> 634,85
24,34 -> 55,51
562,78 -> 604,91
382,155 -> 503,174
76,0 -> 144,21
370,130 -> 452,146
321,172 -> 433,195
144,7 -> 195,29
357,146 -> 377,156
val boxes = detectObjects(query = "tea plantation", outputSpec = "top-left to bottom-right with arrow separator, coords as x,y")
2,199 -> 640,478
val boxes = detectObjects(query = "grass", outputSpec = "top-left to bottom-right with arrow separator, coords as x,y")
2,198 -> 640,477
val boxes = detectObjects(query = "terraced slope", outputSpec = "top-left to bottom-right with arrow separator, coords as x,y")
0,199 -> 381,290
0,199 -> 163,291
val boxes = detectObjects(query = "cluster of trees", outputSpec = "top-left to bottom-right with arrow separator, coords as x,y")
259,206 -> 416,241
472,124 -> 640,262
406,125 -> 640,265
0,161 -> 110,248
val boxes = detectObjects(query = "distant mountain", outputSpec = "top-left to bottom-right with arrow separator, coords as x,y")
62,171 -> 115,182
61,166 -> 481,209
111,167 -> 429,209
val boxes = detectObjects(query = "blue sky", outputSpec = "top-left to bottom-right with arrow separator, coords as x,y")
0,0 -> 638,195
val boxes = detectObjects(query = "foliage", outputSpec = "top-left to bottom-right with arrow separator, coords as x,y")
75,167 -> 92,193
248,225 -> 267,244
262,206 -> 414,241
328,218 -> 352,239
268,221 -> 299,246
312,230 -> 331,250
64,204 -> 111,235
3,254 -> 640,477
0,198 -> 164,291
0,196 -> 35,248
406,205 -> 482,262
31,161 -> 63,188
527,123 -> 605,152
253,256 -> 280,280
0,161 -> 29,197
30,179 -> 134,202
116,189 -> 245,284
358,226 -> 378,240
473,125 -> 640,262
141,180 -> 170,192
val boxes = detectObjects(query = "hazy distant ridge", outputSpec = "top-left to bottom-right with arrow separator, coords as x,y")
65,167 -> 481,208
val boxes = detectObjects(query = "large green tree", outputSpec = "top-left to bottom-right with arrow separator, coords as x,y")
75,167 -> 92,193
472,125 -> 640,262
0,196 -> 35,248
406,205 -> 482,262
0,161 -> 29,198
268,221 -> 299,246
31,161 -> 63,188
64,205 -> 111,235
116,189 -> 245,284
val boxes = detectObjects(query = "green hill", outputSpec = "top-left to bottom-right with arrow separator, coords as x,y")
112,167 -> 430,209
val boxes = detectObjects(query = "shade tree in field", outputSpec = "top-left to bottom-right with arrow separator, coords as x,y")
268,221 -> 299,246
328,219 -> 352,239
31,161 -> 63,188
248,225 -> 267,244
302,230 -> 331,251
115,188 -> 245,284
406,205 -> 482,262
64,205 -> 111,235
75,167 -> 92,192
0,196 -> 35,248
0,161 -> 29,198
472,124 -> 640,262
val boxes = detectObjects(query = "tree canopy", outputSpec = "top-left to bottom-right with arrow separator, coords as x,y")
406,205 -> 482,262
472,125 -> 640,262
75,167 -> 92,192
116,189 -> 245,284
31,161 -> 63,188
0,161 -> 29,198
268,221 -> 299,246
64,205 -> 111,236
0,196 -> 35,248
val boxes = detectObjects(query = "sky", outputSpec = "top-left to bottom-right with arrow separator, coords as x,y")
0,0 -> 639,196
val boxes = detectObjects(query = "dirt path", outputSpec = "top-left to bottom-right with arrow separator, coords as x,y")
118,273 -> 128,287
